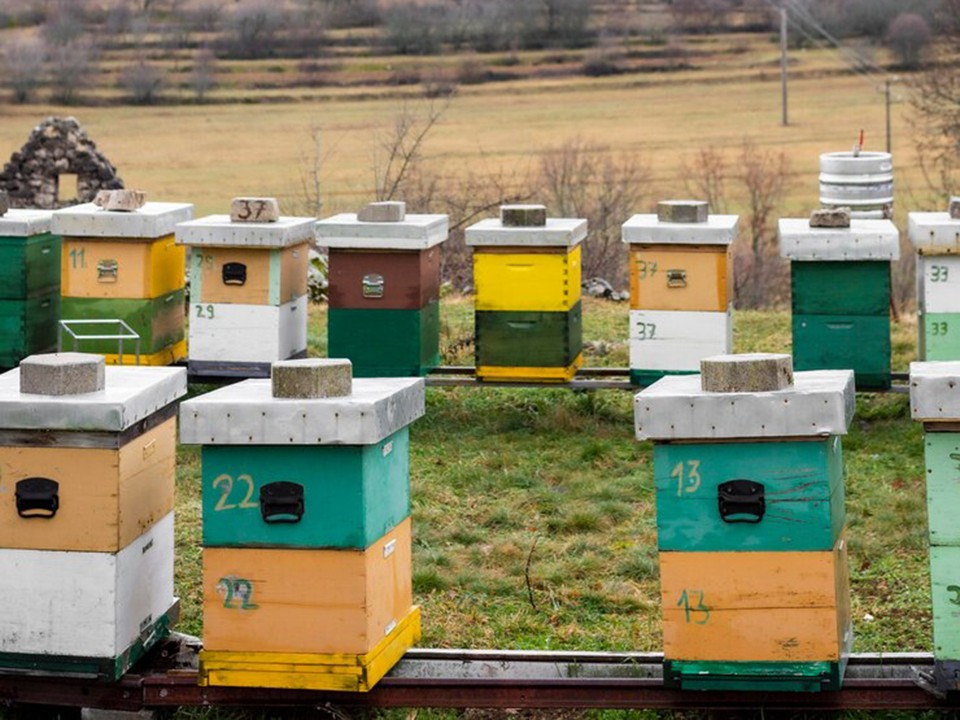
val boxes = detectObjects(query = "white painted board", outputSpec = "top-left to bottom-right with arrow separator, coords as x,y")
908,212 -> 960,254
918,255 -> 960,313
0,209 -> 53,237
316,213 -> 449,250
176,215 -> 316,248
188,295 -> 308,364
0,366 -> 186,431
629,309 -> 731,372
180,377 -> 425,445
465,218 -> 586,247
910,361 -> 960,420
621,213 -> 738,246
778,218 -> 900,261
635,370 -> 855,440
51,202 -> 194,239
0,512 -> 174,657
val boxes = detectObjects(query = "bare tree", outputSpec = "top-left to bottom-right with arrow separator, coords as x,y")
190,46 -> 217,101
3,37 -> 47,103
373,100 -> 450,202
886,12 -> 932,69
224,0 -> 284,59
48,38 -> 96,104
119,59 -> 165,104
682,146 -> 729,215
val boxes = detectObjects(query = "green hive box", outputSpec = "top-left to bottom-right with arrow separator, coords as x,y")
59,290 -> 185,356
0,292 -> 60,368
328,301 -> 439,377
0,232 -> 61,299
664,657 -> 848,693
921,313 -> 960,361
475,301 -> 582,368
792,313 -> 891,390
201,428 -> 410,549
653,436 -> 845,552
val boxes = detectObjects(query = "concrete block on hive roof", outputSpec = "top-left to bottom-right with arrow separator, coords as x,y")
810,207 -> 851,229
0,190 -> 8,217
358,201 -> 406,223
272,358 -> 352,399
0,209 -> 52,237
909,361 -> 960,420
175,214 -> 316,248
950,196 -> 960,220
315,212 -> 448,250
778,218 -> 900,261
465,216 -> 587,248
700,353 -> 793,393
93,189 -> 146,212
908,212 -> 960,254
657,200 -> 708,224
230,197 -> 281,223
51,202 -> 194,239
19,352 -> 104,396
621,212 -> 738,246
501,204 -> 547,227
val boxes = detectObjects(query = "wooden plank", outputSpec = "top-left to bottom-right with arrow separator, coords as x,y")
475,302 -> 582,368
61,234 -> 185,300
791,261 -> 890,316
476,355 -> 582,383
328,247 -> 440,310
664,659 -> 843,692
101,338 -> 187,367
629,244 -> 730,312
328,302 -> 440,377
474,245 -> 581,312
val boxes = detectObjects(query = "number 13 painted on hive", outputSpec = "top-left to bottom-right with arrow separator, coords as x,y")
671,460 -> 701,496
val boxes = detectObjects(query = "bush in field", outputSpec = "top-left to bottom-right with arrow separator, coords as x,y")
885,12 -> 931,69
3,37 -> 46,103
223,0 -> 285,59
48,37 -> 96,104
119,59 -> 165,104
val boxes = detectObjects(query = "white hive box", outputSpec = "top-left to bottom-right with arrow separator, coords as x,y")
910,362 -> 960,421
316,213 -> 449,250
0,209 -> 53,236
621,214 -> 739,245
629,309 -> 731,373
778,218 -> 901,261
909,212 -> 960,255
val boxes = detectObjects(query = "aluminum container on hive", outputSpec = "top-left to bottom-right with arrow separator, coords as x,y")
52,201 -> 193,366
316,203 -> 448,377
909,208 -> 960,360
0,353 -> 186,679
636,355 -> 854,692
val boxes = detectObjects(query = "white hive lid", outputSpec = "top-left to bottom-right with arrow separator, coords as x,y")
465,217 -> 586,248
316,213 -> 449,250
621,213 -> 739,246
0,209 -> 53,237
0,366 -> 187,431
176,214 -> 317,248
51,202 -> 194,239
908,212 -> 960,254
179,376 -> 425,445
778,218 -> 900,261
634,369 -> 855,441
910,361 -> 960,420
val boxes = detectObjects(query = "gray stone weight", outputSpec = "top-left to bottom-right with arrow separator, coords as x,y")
657,200 -> 708,224
20,352 -> 106,396
272,358 -> 352,399
700,353 -> 794,393
358,201 -> 406,223
94,189 -> 146,212
810,206 -> 852,228
230,197 -> 280,223
950,196 -> 960,220
500,204 -> 547,227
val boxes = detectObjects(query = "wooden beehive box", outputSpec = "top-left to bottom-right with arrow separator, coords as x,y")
909,211 -> 960,361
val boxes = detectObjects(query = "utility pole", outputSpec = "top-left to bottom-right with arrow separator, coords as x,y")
780,7 -> 788,126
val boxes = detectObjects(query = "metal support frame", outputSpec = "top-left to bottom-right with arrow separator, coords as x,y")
58,319 -> 141,365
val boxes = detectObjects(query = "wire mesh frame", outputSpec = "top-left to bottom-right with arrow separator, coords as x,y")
57,319 -> 142,365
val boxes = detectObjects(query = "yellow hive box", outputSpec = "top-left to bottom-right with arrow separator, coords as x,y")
62,235 -> 185,300
100,339 -> 187,367
660,536 -> 851,663
629,244 -> 730,312
189,243 -> 309,306
202,519 -> 412,656
0,416 -> 175,552
476,353 -> 583,383
474,245 -> 581,312
199,607 -> 420,692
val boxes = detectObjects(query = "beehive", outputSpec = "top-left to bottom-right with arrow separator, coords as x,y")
621,201 -> 738,386
51,200 -> 193,365
908,203 -> 960,360
179,359 -> 425,691
0,209 -> 61,367
176,201 -> 314,377
466,205 -> 585,382
779,214 -> 899,390
316,202 -> 448,377
636,355 -> 854,691
0,352 -> 186,679
909,361 -> 960,693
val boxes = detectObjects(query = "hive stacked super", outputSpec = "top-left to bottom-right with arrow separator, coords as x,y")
51,192 -> 193,365
910,361 -> 960,694
180,358 -> 425,691
175,197 -> 314,377
466,204 -> 585,382
621,200 -> 738,386
0,198 -> 60,368
778,208 -> 899,390
0,352 -> 185,678
908,197 -> 960,360
316,201 -> 448,377
635,354 -> 853,691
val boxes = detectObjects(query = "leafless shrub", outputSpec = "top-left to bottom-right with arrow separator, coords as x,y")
886,12 -> 932,69
3,37 -> 47,103
190,46 -> 217,101
119,59 -> 165,104
223,0 -> 285,59
682,146 -> 729,214
48,38 -> 97,104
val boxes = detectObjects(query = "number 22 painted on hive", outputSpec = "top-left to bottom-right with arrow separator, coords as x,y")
212,473 -> 258,512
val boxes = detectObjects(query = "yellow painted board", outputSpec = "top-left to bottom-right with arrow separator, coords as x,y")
629,244 -> 730,312
474,245 -> 581,312
660,538 -> 849,663
61,235 -> 185,300
476,353 -> 582,383
199,607 -> 420,692
202,519 -> 412,655
101,339 -> 187,367
191,244 -> 309,305
0,417 -> 176,552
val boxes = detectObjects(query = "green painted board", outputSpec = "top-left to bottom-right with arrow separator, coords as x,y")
792,313 -> 890,389
921,313 -> 960,361
60,291 -> 185,355
0,233 -> 61,299
202,428 -> 410,549
476,301 -> 582,368
328,300 -> 439,377
629,369 -> 696,387
654,437 -> 844,552
929,546 -> 960,660
663,658 -> 845,692
791,261 -> 890,316
0,291 -> 60,368
925,432 -> 960,546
